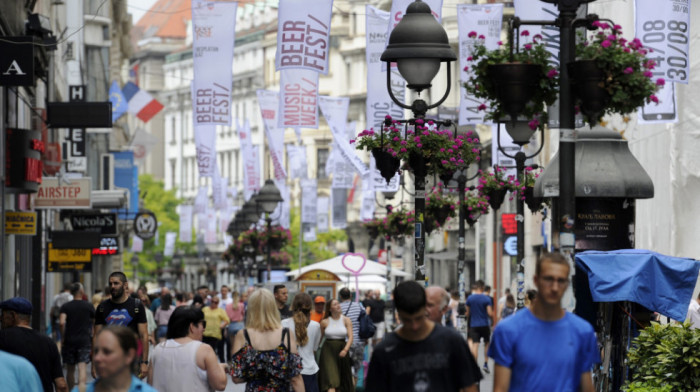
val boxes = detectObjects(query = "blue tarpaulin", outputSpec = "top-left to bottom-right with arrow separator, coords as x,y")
575,250 -> 700,321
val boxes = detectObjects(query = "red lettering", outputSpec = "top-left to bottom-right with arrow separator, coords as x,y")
282,32 -> 304,43
282,21 -> 305,32
280,55 -> 302,67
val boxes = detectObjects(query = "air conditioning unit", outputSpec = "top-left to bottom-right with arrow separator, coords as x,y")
91,189 -> 127,209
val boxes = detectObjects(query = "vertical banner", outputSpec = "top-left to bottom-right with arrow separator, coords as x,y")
212,174 -> 228,210
635,0 -> 690,85
300,178 -> 317,224
331,188 -> 348,229
238,120 -> 261,200
193,125 -> 217,177
278,69 -> 319,129
194,186 -> 208,214
191,0 -> 237,126
360,171 -> 377,221
273,179 -> 291,229
131,236 -> 143,253
164,232 -> 177,257
179,205 -> 193,243
276,0 -> 333,74
256,90 -> 287,180
317,196 -> 329,233
219,206 -> 236,244
458,4 -> 503,125
319,96 -> 368,175
287,145 -> 308,180
366,5 -> 405,128
205,208 -> 217,244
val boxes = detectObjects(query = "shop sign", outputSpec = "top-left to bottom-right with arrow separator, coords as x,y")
47,243 -> 92,272
35,177 -> 91,208
5,211 -> 37,235
0,37 -> 35,86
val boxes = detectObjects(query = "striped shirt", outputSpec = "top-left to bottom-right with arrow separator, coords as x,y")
340,300 -> 364,343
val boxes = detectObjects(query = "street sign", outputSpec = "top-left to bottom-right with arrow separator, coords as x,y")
64,212 -> 117,235
134,211 -> 157,240
35,177 -> 91,209
4,211 -> 37,235
47,243 -> 92,272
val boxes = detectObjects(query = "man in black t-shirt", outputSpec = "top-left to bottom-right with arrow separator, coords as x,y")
60,282 -> 95,390
366,281 -> 481,392
0,297 -> 68,392
362,289 -> 386,345
274,284 -> 293,319
93,271 -> 148,378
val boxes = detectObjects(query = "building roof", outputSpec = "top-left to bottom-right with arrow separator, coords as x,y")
131,0 -> 191,50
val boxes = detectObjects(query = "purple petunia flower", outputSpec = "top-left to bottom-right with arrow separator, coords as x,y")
524,43 -> 532,50
477,103 -> 487,111
601,40 -> 612,48
656,78 -> 665,86
623,67 -> 634,74
468,31 -> 477,38
547,69 -> 559,79
521,30 -> 530,37
650,95 -> 659,104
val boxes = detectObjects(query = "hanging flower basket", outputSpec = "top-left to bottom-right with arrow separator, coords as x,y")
363,218 -> 383,239
510,166 -> 544,212
424,185 -> 457,234
439,170 -> 455,184
260,225 -> 291,251
372,147 -> 401,184
461,191 -> 490,226
382,207 -> 415,239
487,63 -> 541,120
486,188 -> 508,210
408,152 -> 428,179
523,187 -> 544,212
477,167 -> 512,210
568,59 -> 610,124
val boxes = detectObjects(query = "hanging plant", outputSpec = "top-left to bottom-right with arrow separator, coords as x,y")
353,116 -> 481,178
362,218 -> 384,240
270,251 -> 292,266
572,21 -> 662,123
424,184 -> 457,234
381,206 -> 416,239
464,30 -> 559,132
460,191 -> 491,225
260,225 -> 292,251
477,167 -> 513,210
509,166 -> 546,212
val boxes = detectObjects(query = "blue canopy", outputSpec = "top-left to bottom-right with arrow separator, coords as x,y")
575,249 -> 700,321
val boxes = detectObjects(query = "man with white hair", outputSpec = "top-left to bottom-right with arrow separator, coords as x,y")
426,285 -> 451,324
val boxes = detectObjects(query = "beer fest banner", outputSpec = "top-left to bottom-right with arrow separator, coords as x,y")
256,90 -> 287,180
635,0 -> 688,124
238,119 -> 261,201
457,4 -> 503,126
276,0 -> 333,74
191,0 -> 237,177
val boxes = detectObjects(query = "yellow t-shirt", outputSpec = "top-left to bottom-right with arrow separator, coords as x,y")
202,306 -> 230,340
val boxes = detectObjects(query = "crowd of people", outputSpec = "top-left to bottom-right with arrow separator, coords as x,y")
0,252 -> 606,391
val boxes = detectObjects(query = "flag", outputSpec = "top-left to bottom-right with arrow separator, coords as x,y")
109,81 -> 128,123
122,81 -> 164,123
129,63 -> 139,86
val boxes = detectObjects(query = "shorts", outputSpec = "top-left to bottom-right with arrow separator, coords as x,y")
62,344 -> 91,365
468,326 -> 491,344
372,321 -> 386,340
348,342 -> 365,375
156,325 -> 168,340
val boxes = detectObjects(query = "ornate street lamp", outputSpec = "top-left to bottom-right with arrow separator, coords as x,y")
256,179 -> 283,280
381,0 -> 457,284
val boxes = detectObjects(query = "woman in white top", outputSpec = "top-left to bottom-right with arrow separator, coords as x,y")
318,299 -> 354,392
282,292 -> 322,392
148,307 -> 228,391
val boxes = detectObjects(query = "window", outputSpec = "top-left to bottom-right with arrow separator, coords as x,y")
170,159 -> 177,189
170,116 -> 176,144
317,148 -> 330,179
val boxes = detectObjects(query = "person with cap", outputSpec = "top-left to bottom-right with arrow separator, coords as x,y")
0,297 -> 68,392
311,296 -> 325,323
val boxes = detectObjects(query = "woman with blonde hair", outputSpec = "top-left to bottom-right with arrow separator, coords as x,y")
318,299 -> 354,392
230,288 -> 303,391
282,292 -> 322,392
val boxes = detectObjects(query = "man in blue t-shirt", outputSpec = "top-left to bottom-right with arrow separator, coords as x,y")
466,279 -> 493,373
488,252 -> 599,392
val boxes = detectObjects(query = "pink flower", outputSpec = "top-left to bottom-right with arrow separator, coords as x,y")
521,30 -> 530,37
349,139 -> 355,144
440,148 -> 445,152
478,34 -> 485,40
613,24 -> 622,31
606,35 -> 617,41
416,143 -> 423,148
477,103 -> 487,111
547,68 -> 559,79
467,56 -> 473,61
601,40 -> 612,48
643,71 -> 653,78
656,78 -> 665,86
463,66 -> 469,72
497,41 -> 503,46
528,118 -> 540,130
650,95 -> 659,104
533,34 -> 543,42
524,43 -> 532,50
623,67 -> 634,74
645,60 -> 656,69
468,31 -> 477,38
400,140 -> 407,145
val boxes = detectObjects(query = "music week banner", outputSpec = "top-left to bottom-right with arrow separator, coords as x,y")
278,69 -> 319,129
238,119 -> 261,200
256,90 -> 287,180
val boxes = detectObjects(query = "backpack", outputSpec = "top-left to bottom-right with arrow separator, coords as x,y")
358,304 -> 376,339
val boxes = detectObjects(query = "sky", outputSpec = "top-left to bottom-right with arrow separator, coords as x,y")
127,0 -> 158,24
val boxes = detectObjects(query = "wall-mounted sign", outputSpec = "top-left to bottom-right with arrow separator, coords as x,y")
92,236 -> 120,255
0,37 -> 35,86
35,177 -> 91,209
297,269 -> 341,281
6,127 -> 44,193
575,198 -> 635,251
5,211 -> 37,235
134,210 -> 157,240
65,212 -> 117,235
47,243 -> 92,272
502,213 -> 517,235
504,236 -> 518,256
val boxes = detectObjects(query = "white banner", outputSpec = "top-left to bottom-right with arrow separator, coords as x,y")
179,205 -> 193,243
319,96 -> 369,175
360,173 -> 376,221
638,82 -> 677,124
458,4 -> 503,125
287,145 -> 308,179
278,69 -> 319,129
219,206 -> 236,244
164,232 -> 177,257
492,124 -> 517,178
212,174 -> 228,210
131,236 -> 143,253
256,90 -> 287,180
366,5 -> 405,128
194,125 -> 217,177
194,186 -> 208,214
635,0 -> 691,84
238,119 -> 261,200
514,0 -> 559,62
317,196 -> 329,233
191,0 -> 237,126
329,143 -> 355,188
301,178 -> 317,224
331,188 -> 347,229
276,0 -> 333,74
205,208 -> 217,244
273,178 -> 291,229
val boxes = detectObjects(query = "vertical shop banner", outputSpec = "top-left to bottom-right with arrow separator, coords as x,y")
276,0 -> 333,74
458,4 -> 503,125
131,236 -> 143,253
194,186 -> 208,214
635,0 -> 691,85
366,5 -> 405,128
319,96 -> 368,175
238,120 -> 261,200
163,232 -> 177,257
279,69 -> 319,129
256,90 -> 287,180
179,205 -> 193,243
193,124 -> 217,177
331,188 -> 348,229
301,178 -> 317,224
273,179 -> 291,229
191,0 -> 237,126
287,145 -> 308,179
317,196 -> 329,233
205,208 -> 218,244
212,174 -> 228,210
329,143 -> 355,188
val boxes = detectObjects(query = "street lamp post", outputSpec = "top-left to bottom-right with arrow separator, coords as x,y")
381,0 -> 457,284
256,179 -> 283,281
